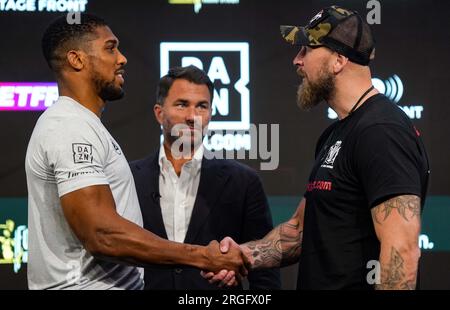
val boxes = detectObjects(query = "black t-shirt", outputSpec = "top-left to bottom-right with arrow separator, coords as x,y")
297,94 -> 430,290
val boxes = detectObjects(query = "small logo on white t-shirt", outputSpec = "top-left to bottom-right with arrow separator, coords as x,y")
321,140 -> 342,169
110,139 -> 122,155
72,143 -> 93,164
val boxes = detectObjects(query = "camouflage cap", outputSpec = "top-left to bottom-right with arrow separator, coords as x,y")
280,5 -> 375,66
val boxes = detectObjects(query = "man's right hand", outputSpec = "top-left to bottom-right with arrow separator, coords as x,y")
201,237 -> 248,287
204,240 -> 249,278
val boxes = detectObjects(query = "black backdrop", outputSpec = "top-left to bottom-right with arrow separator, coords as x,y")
1,0 -> 449,289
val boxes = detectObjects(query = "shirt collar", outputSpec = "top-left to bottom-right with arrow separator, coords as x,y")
158,144 -> 204,173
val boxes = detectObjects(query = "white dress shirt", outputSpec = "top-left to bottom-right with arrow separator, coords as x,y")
158,145 -> 203,242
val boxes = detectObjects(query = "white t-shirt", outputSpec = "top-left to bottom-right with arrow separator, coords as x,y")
25,96 -> 144,290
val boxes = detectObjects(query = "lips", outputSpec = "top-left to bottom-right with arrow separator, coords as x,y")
115,69 -> 125,83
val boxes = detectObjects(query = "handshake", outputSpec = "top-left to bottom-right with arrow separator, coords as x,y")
202,237 -> 250,287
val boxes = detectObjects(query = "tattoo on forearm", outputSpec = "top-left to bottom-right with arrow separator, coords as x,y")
372,195 -> 420,225
278,222 -> 303,267
376,246 -> 417,290
244,221 -> 303,269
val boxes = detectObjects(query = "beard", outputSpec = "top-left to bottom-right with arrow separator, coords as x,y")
164,124 -> 205,160
296,66 -> 335,110
92,70 -> 125,102
164,118 -> 206,150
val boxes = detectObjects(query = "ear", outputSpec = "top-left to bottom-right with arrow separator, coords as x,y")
207,103 -> 212,123
207,113 -> 212,123
66,50 -> 85,71
332,53 -> 348,74
154,104 -> 164,125
204,100 -> 212,123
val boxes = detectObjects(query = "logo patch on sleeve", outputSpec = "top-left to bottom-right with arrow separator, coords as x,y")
72,143 -> 93,164
110,139 -> 122,155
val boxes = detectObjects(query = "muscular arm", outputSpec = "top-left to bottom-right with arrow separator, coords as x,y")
60,185 -> 246,274
241,198 -> 305,270
371,195 -> 421,290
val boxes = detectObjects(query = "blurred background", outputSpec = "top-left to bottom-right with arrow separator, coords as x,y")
1,0 -> 449,289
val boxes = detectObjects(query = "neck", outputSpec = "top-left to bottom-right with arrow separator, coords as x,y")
58,78 -> 106,118
163,141 -> 197,176
327,68 -> 378,120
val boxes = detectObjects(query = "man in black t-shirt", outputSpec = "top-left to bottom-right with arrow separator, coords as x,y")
203,5 -> 430,290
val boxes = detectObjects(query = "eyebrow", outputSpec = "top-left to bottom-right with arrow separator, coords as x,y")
174,99 -> 210,105
104,39 -> 119,47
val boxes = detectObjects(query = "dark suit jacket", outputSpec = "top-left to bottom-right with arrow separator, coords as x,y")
130,151 -> 281,290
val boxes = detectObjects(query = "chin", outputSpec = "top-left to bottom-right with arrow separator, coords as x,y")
100,88 -> 125,101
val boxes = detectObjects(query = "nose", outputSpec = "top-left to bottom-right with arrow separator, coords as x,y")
293,46 -> 305,67
186,108 -> 202,127
118,49 -> 127,66
186,106 -> 197,122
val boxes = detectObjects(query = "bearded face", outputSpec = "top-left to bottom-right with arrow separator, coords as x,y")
296,63 -> 335,110
91,66 -> 125,101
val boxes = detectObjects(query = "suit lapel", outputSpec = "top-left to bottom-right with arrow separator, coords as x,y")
184,157 -> 230,244
140,151 -> 168,239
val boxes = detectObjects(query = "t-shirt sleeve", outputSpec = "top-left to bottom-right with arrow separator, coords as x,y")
354,123 -> 423,209
44,118 -> 110,197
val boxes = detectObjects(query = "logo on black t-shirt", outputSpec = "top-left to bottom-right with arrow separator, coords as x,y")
321,140 -> 342,169
72,143 -> 93,164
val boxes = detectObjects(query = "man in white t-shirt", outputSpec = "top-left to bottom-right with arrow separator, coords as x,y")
25,13 -> 247,290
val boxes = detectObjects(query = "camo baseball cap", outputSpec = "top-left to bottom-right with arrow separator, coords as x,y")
280,5 -> 375,66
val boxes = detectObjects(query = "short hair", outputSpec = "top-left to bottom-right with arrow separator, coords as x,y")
156,65 -> 214,105
41,13 -> 108,72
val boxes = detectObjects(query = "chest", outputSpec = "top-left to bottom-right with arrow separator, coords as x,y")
306,125 -> 366,212
159,163 -> 201,205
103,135 -> 133,186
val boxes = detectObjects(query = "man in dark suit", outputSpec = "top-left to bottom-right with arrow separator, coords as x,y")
130,65 -> 280,290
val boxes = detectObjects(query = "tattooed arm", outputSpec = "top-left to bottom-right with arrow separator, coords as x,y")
241,198 -> 305,269
247,198 -> 305,268
371,195 -> 421,290
201,199 -> 305,286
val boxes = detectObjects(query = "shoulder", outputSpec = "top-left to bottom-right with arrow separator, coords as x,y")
129,151 -> 158,173
36,114 -> 103,156
38,101 -> 100,136
350,94 -> 418,142
357,94 -> 413,129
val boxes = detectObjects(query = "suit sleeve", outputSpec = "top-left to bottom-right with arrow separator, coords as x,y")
242,170 -> 281,290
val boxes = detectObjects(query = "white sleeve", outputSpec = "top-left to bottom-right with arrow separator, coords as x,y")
45,118 -> 110,197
